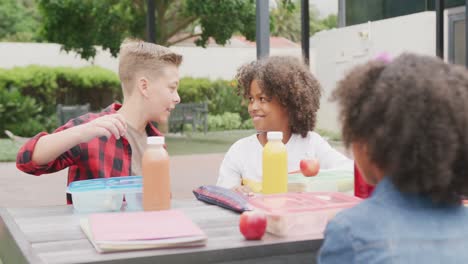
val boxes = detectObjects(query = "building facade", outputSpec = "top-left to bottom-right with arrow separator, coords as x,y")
342,0 -> 467,65
345,0 -> 465,26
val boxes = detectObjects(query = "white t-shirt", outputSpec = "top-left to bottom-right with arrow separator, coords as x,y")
216,131 -> 353,188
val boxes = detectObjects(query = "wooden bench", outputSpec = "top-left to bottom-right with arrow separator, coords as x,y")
56,103 -> 90,126
169,102 -> 208,134
4,103 -> 91,143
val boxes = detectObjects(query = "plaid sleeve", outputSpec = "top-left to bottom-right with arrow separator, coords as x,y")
16,118 -> 84,175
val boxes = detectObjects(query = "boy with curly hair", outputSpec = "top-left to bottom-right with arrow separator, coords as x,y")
318,53 -> 468,263
216,56 -> 352,194
17,38 -> 182,204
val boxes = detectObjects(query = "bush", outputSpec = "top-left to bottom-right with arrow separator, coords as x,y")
240,119 -> 254,130
222,112 -> 242,130
207,114 -> 223,131
0,88 -> 46,137
182,123 -> 194,133
178,77 -> 215,103
208,112 -> 242,131
54,66 -> 122,110
0,66 -> 253,137
0,66 -> 121,137
209,80 -> 249,120
0,66 -> 58,114
178,78 -> 249,121
0,65 -> 121,113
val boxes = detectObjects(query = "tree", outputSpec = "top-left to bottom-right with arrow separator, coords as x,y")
310,14 -> 337,36
320,14 -> 338,29
0,0 -> 41,41
38,0 -> 257,60
270,0 -> 301,42
270,0 -> 337,42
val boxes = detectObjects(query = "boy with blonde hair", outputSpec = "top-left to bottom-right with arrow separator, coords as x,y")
17,38 -> 183,204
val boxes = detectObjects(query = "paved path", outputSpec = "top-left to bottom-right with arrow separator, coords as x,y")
0,154 -> 224,207
0,143 -> 350,208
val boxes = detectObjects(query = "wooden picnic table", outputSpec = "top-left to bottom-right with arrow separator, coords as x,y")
0,199 -> 324,264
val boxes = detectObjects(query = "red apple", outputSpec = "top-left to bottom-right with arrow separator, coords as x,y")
239,211 -> 267,240
300,159 -> 320,177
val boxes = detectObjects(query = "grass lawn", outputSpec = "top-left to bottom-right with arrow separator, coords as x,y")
0,130 -> 256,162
0,139 -> 23,162
0,129 -> 342,162
165,130 -> 255,155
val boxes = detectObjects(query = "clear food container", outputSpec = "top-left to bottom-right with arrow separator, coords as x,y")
67,176 -> 142,213
288,169 -> 354,193
249,192 -> 361,237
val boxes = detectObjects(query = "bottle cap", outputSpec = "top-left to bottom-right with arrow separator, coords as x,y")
147,136 -> 165,145
267,131 -> 283,141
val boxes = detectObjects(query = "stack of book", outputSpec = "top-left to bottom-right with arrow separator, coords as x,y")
80,209 -> 207,253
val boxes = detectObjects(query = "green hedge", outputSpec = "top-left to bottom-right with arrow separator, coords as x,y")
0,88 -> 51,136
0,66 -> 122,137
0,66 -> 250,137
178,78 -> 249,121
183,113 -> 253,133
0,65 -> 122,113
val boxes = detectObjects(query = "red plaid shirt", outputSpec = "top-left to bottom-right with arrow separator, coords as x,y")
16,103 -> 162,204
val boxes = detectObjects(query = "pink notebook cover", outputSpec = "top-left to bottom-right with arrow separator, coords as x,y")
89,210 -> 205,242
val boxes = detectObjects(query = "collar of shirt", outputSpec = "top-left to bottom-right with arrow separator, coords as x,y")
104,103 -> 161,137
371,176 -> 462,209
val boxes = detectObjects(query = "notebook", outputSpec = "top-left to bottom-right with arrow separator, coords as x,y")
81,210 -> 207,253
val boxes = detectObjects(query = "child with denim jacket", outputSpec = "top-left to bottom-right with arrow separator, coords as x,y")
318,53 -> 468,263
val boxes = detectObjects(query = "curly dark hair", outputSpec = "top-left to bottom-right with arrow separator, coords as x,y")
235,56 -> 322,137
332,53 -> 468,205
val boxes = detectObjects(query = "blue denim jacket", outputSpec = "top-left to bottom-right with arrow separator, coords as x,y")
318,177 -> 468,264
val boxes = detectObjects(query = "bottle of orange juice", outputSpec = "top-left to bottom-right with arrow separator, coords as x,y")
262,131 -> 288,194
142,136 -> 170,211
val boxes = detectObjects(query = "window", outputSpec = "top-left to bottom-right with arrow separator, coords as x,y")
427,0 -> 466,10
346,0 -> 426,26
449,13 -> 466,65
345,0 -> 466,26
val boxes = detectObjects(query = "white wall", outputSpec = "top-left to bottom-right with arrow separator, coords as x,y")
2,11 -> 441,134
0,42 -> 302,80
310,11 -> 436,132
173,46 -> 303,80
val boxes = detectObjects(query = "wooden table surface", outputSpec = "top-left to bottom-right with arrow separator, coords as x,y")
0,199 -> 324,264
